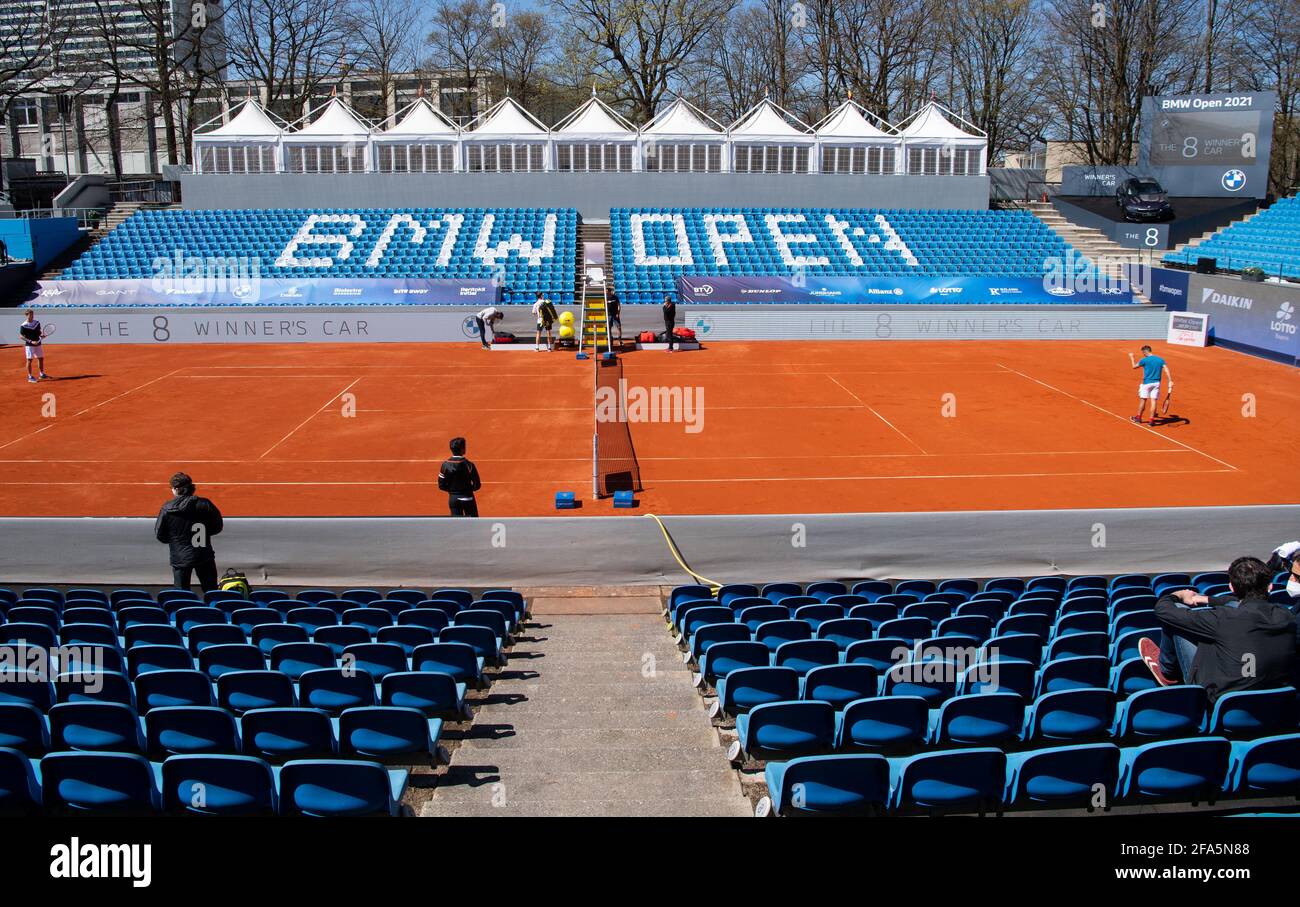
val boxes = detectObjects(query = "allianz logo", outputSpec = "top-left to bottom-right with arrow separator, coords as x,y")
866,287 -> 903,295
1201,288 -> 1252,309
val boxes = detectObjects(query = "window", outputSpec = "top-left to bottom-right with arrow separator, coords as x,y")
11,98 -> 37,127
200,143 -> 277,174
467,143 -> 545,172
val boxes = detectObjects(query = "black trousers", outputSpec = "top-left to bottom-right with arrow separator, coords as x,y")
449,495 -> 479,517
474,316 -> 489,348
173,560 -> 219,593
664,318 -> 676,348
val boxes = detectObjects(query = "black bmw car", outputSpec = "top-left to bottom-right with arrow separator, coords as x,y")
1116,177 -> 1174,222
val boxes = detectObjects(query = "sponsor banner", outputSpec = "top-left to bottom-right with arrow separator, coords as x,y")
1114,222 -> 1171,250
676,274 -> 1132,304
1187,275 -> 1299,359
1133,265 -> 1190,310
0,307 -> 501,344
1138,92 -> 1275,199
1059,165 -> 1142,197
1167,311 -> 1209,346
32,278 -> 500,307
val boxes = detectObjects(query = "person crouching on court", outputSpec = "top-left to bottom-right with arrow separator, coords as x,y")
476,306 -> 505,350
155,472 -> 224,592
438,436 -> 482,517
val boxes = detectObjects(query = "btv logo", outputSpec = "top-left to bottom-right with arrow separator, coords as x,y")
1222,169 -> 1246,191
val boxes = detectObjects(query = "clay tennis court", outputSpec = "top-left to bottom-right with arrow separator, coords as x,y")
0,339 -> 1295,517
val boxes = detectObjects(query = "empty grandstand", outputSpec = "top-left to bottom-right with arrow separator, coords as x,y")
1165,195 -> 1300,278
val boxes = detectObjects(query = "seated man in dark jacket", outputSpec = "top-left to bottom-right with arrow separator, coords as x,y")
1140,556 -> 1295,702
154,472 -> 224,592
438,436 -> 482,517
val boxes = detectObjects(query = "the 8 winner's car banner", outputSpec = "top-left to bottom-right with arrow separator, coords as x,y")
676,274 -> 1133,304
32,277 -> 501,307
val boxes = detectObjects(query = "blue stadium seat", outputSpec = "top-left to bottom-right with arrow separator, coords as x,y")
801,664 -> 879,709
338,706 -> 442,762
48,702 -> 144,753
1112,685 -> 1207,741
161,754 -> 277,815
714,666 -> 800,718
733,700 -> 836,763
0,703 -> 48,754
697,641 -> 769,687
1003,743 -> 1120,810
929,693 -> 1024,746
1118,737 -> 1231,804
1227,734 -> 1300,797
241,708 -> 335,760
1204,687 -> 1298,739
217,670 -> 296,714
41,751 -> 159,813
889,748 -> 1006,815
837,696 -> 929,751
145,706 -> 239,756
0,747 -> 41,813
1022,688 -> 1115,743
380,672 -> 467,719
277,760 -> 408,817
298,668 -> 377,714
760,754 -> 890,816
410,643 -> 484,688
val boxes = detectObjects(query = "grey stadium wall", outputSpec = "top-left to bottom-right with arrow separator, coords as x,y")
178,172 -> 991,218
2,304 -> 1169,345
1,505 -> 1296,587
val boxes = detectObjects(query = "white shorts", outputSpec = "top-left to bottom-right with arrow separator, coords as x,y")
24,344 -> 42,360
1138,382 -> 1160,399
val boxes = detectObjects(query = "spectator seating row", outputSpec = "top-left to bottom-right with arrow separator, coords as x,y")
0,748 -> 408,816
1163,194 -> 1300,277
757,734 -> 1300,815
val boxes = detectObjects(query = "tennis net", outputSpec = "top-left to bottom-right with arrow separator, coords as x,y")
593,356 -> 643,497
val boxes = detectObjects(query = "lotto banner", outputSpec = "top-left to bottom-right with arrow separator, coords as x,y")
675,274 -> 1132,305
31,278 -> 500,308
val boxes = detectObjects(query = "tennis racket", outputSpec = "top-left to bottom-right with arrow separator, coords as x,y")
1160,388 -> 1173,415
40,324 -> 55,339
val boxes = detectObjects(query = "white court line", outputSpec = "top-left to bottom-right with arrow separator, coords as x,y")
259,378 -> 362,460
0,448 -> 1194,465
825,375 -> 929,455
0,367 -> 184,453
0,468 -> 1234,487
996,363 -> 1239,471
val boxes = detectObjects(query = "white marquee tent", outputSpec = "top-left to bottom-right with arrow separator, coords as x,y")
812,99 -> 900,175
895,101 -> 987,176
373,98 -> 460,173
552,94 -> 638,172
192,99 -> 288,174
462,97 -> 551,172
638,97 -> 727,173
281,97 -> 377,174
727,98 -> 815,174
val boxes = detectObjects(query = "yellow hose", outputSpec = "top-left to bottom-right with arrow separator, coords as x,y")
644,513 -> 722,593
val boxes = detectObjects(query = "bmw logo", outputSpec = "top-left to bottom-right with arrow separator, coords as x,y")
694,316 -> 714,335
461,316 -> 481,338
1222,169 -> 1246,192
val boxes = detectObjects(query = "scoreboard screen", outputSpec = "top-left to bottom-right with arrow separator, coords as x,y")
1149,109 -> 1261,166
1138,92 -> 1275,197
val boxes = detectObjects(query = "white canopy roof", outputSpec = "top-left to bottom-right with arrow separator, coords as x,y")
195,99 -> 285,143
553,95 -> 637,140
284,97 -> 374,142
376,98 -> 458,141
896,102 -> 986,145
727,98 -> 813,142
812,99 -> 897,143
640,97 -> 724,139
464,97 -> 549,139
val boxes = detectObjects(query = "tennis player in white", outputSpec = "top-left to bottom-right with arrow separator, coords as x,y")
1128,345 -> 1171,424
19,309 -> 51,383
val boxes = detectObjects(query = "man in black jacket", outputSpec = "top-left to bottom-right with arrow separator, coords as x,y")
154,472 -> 224,591
438,436 -> 482,517
662,295 -> 677,352
1140,556 -> 1295,702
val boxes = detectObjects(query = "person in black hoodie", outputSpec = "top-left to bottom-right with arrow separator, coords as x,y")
1140,556 -> 1295,703
154,472 -> 224,591
438,436 -> 482,517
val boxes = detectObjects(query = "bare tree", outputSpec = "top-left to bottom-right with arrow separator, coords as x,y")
489,9 -> 553,110
348,0 -> 421,119
1239,0 -> 1300,193
427,0 -> 497,119
221,0 -> 353,121
556,0 -> 739,123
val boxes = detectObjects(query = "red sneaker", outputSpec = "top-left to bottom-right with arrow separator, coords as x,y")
1130,416 -> 1143,424
1138,637 -> 1177,686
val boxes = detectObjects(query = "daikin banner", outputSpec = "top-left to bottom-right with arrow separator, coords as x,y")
675,274 -> 1132,304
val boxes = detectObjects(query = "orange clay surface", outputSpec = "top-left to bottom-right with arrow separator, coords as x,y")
0,339 -> 1296,517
